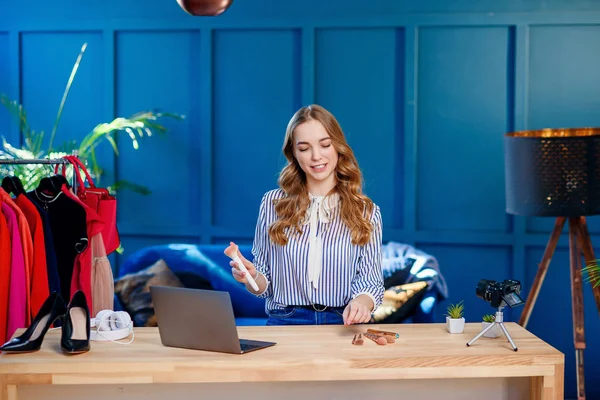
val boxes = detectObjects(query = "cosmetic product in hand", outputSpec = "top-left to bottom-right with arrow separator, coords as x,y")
224,243 -> 259,291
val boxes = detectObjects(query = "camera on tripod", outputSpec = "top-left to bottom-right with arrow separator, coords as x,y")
467,279 -> 526,351
475,279 -> 525,309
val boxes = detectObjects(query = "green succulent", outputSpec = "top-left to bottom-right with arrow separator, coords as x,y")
482,314 -> 495,323
446,301 -> 464,319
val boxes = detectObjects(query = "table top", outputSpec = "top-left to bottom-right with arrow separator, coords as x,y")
0,323 -> 564,384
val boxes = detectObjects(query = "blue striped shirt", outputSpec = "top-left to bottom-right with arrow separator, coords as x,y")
251,189 -> 384,312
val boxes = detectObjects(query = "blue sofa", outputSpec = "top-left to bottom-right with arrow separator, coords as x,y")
115,243 -> 439,326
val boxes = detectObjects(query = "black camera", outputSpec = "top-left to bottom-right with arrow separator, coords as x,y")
475,279 -> 525,309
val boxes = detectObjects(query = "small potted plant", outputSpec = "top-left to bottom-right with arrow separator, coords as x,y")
445,301 -> 465,334
481,314 -> 499,338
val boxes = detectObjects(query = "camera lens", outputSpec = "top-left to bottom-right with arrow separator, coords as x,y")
476,279 -> 492,300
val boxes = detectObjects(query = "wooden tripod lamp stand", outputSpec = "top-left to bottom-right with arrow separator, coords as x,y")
505,127 -> 600,400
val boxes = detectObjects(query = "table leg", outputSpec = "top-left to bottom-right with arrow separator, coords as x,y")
0,377 -> 16,400
6,386 -> 16,400
530,363 -> 564,400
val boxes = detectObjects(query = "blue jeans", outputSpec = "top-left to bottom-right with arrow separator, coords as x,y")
266,305 -> 345,325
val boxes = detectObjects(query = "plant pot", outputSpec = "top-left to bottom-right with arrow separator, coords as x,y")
446,316 -> 465,334
481,321 -> 500,338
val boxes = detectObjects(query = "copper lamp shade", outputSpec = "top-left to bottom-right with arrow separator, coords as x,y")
177,0 -> 233,16
504,128 -> 600,217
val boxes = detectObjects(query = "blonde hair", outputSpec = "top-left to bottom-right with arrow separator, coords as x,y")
268,104 -> 374,246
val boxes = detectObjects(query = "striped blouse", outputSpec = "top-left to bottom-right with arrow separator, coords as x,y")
250,188 -> 384,312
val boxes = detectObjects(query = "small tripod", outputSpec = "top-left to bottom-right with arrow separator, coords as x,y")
466,307 -> 518,351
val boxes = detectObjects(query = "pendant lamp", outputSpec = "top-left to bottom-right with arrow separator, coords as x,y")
177,0 -> 233,16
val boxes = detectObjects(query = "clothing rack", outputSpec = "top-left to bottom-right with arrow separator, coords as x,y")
0,156 -> 79,195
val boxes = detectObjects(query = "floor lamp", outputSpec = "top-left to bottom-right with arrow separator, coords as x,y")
504,127 -> 600,400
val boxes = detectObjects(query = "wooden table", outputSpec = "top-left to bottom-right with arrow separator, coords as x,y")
0,322 -> 564,400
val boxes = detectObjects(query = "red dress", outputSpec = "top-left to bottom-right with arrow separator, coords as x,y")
14,194 -> 50,317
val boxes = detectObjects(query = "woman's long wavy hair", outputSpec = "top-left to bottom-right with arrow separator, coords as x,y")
268,104 -> 374,246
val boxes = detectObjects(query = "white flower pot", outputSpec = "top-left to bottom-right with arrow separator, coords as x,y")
482,321 -> 500,338
446,316 -> 465,334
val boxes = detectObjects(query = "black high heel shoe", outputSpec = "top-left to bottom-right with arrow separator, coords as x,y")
61,291 -> 90,354
0,291 -> 66,353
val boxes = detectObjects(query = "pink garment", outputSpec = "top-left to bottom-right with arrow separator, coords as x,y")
61,185 -> 113,316
2,203 -> 26,339
91,233 -> 114,316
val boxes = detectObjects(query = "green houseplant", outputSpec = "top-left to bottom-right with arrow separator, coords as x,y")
445,301 -> 465,334
0,42 -> 183,194
583,261 -> 600,288
481,314 -> 499,338
482,314 -> 495,323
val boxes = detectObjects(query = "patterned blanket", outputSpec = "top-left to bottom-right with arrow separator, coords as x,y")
381,241 -> 449,300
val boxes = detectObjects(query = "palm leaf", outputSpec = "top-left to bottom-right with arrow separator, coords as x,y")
109,180 -> 152,195
47,43 -> 87,152
0,41 -> 184,196
0,94 -> 45,156
583,262 -> 600,288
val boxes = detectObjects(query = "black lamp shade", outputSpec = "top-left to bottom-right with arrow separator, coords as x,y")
504,128 -> 600,217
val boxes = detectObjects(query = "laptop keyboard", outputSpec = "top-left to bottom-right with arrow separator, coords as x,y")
240,342 -> 261,352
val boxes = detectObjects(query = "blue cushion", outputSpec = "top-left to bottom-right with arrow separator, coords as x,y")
118,244 -> 266,318
235,317 -> 267,326
118,243 -> 439,325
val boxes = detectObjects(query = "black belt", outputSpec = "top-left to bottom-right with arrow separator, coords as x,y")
297,304 -> 339,312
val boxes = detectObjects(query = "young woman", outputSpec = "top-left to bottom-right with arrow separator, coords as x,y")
226,104 -> 384,326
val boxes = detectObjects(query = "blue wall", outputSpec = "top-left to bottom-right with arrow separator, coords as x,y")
2,0 -> 600,397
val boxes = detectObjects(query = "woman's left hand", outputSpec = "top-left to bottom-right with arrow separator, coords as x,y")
342,295 -> 374,325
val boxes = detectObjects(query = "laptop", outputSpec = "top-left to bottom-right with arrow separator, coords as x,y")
150,286 -> 276,354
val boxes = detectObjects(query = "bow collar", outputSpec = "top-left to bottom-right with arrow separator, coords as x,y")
303,192 -> 340,225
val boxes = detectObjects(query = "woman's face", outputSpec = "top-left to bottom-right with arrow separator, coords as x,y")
293,119 -> 339,192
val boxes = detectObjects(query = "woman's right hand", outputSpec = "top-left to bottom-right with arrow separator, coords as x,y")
225,242 -> 258,284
